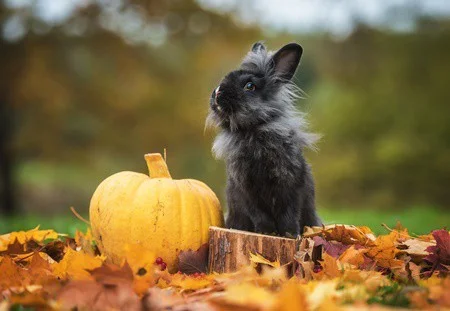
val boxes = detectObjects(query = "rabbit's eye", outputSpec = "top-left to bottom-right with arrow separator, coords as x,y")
244,82 -> 256,91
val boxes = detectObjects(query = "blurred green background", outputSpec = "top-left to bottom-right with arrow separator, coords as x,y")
0,0 -> 449,235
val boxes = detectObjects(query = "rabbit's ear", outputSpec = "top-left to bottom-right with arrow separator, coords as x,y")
251,42 -> 266,53
271,43 -> 303,80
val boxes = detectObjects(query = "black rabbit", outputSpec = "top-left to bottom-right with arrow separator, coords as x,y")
206,42 -> 322,236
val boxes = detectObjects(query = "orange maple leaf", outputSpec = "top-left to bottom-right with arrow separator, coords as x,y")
366,231 -> 404,269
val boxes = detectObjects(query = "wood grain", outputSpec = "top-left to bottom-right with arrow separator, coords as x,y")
208,226 -> 297,274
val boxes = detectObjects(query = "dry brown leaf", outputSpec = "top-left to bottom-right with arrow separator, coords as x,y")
400,238 -> 435,258
304,224 -> 376,246
57,279 -> 141,311
27,251 -> 55,284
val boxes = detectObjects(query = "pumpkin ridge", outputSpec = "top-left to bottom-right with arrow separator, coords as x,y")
190,181 -> 207,243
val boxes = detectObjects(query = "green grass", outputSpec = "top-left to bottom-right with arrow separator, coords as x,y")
319,205 -> 449,235
0,214 -> 89,236
0,206 -> 447,236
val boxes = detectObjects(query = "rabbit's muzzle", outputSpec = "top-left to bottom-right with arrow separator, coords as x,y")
210,86 -> 223,112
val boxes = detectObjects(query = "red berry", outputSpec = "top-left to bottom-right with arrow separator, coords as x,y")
313,265 -> 323,273
155,257 -> 163,265
160,262 -> 167,271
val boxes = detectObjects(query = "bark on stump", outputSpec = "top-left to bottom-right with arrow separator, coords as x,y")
208,226 -> 297,274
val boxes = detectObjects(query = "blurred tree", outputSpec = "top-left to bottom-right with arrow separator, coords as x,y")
0,0 -> 261,213
308,23 -> 450,208
0,1 -> 448,214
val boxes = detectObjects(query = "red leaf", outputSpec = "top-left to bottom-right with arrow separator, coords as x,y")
425,229 -> 450,273
312,236 -> 349,258
177,243 -> 209,274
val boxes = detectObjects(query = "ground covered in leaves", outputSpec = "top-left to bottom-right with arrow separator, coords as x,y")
0,224 -> 448,310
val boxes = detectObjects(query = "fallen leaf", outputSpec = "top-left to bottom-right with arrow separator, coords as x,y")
122,244 -> 156,275
406,261 -> 422,283
9,288 -> 48,308
27,251 -> 55,284
424,229 -> 450,273
0,255 -> 32,290
213,282 -> 275,310
306,279 -> 341,310
0,226 -> 58,252
400,238 -> 435,258
163,272 -> 215,291
317,253 -> 342,279
178,243 -> 209,274
89,262 -> 134,285
0,300 -> 9,311
271,279 -> 308,311
342,270 -> 390,292
75,229 -> 97,256
57,279 -> 141,311
304,224 -> 376,246
42,240 -> 67,262
313,236 -> 350,258
249,252 -> 280,268
366,231 -> 404,269
52,247 -> 105,280
142,287 -> 185,310
339,246 -> 367,267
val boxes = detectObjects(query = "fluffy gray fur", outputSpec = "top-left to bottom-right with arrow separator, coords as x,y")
206,42 -> 322,235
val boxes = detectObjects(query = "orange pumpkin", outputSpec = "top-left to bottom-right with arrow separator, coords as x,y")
89,153 -> 224,271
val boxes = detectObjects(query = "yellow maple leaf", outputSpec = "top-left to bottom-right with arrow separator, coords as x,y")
0,226 -> 59,252
52,247 -> 105,280
249,252 -> 280,268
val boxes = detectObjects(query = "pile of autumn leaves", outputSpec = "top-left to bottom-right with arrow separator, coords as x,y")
0,224 -> 449,310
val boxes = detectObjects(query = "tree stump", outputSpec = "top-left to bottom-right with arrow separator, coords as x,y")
208,226 -> 297,274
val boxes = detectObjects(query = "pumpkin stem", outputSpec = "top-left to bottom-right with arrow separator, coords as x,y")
145,153 -> 172,179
